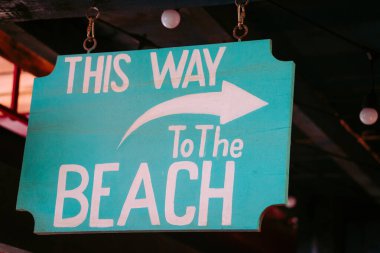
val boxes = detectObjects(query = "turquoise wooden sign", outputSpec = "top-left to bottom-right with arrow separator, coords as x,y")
17,40 -> 294,233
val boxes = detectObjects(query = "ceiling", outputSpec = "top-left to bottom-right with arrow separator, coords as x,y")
1,0 -> 380,252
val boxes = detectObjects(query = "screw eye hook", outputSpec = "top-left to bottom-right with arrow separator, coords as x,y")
233,0 -> 249,41
86,6 -> 100,20
84,6 -> 100,53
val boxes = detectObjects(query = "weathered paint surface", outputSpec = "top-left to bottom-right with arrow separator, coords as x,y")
17,40 -> 294,233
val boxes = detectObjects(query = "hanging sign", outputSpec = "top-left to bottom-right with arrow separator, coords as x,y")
17,40 -> 294,233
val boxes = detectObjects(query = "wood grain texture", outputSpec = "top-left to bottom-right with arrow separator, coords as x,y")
0,0 -> 236,21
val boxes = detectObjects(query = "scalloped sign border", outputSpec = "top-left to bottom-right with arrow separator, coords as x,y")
17,40 -> 294,233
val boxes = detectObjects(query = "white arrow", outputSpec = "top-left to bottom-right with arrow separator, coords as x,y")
118,80 -> 268,148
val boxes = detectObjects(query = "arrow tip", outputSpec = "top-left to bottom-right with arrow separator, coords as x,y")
220,81 -> 268,124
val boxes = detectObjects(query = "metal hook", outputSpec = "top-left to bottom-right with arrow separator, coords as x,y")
84,6 -> 99,53
233,24 -> 248,41
233,0 -> 249,41
235,0 -> 249,6
83,38 -> 97,53
86,6 -> 100,20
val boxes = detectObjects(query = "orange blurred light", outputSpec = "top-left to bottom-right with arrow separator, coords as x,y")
0,56 -> 33,136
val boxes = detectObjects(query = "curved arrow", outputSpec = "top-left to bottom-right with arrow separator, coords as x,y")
118,80 -> 268,148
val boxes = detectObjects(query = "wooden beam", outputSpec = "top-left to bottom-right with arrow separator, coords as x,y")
0,23 -> 56,77
100,7 -> 233,48
293,105 -> 380,204
293,78 -> 380,204
0,0 -> 236,21
0,243 -> 31,253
